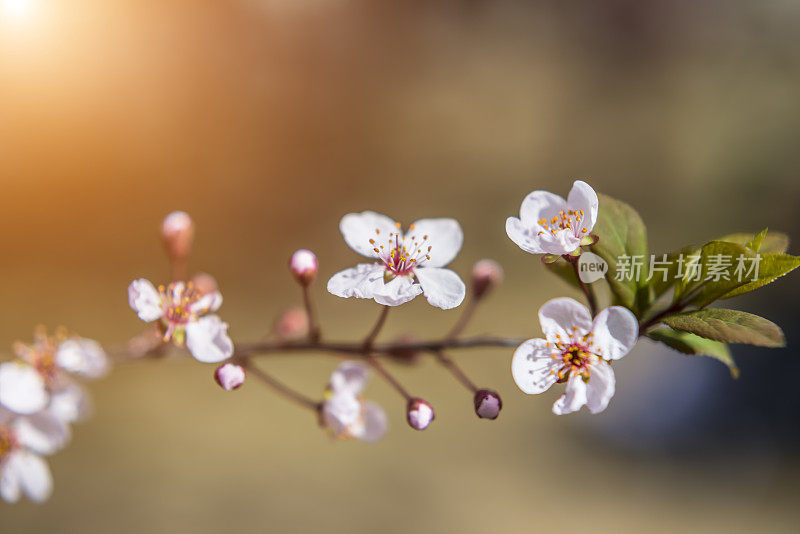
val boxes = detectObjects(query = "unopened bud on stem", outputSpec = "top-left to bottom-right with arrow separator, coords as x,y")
272,307 -> 310,341
289,249 -> 318,286
471,259 -> 503,299
161,211 -> 195,262
386,333 -> 421,365
473,389 -> 502,420
215,363 -> 245,391
190,272 -> 219,295
406,398 -> 435,431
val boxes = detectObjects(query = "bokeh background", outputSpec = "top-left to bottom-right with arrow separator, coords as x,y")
2,0 -> 799,532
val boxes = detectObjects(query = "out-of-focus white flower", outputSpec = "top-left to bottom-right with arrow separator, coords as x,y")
0,407 -> 70,504
289,249 -> 318,286
321,361 -> 387,443
0,328 -> 108,422
327,212 -> 466,309
214,363 -> 245,391
127,279 -> 234,363
506,180 -> 599,256
511,298 -> 638,415
406,398 -> 435,430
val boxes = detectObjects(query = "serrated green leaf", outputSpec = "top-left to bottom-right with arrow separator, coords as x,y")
674,241 -> 756,308
716,230 -> 789,254
646,326 -> 738,378
746,228 -> 768,253
662,309 -> 785,348
721,253 -> 800,299
590,193 -> 648,312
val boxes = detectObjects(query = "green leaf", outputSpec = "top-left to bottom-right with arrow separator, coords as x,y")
646,326 -> 738,378
646,245 -> 697,300
661,309 -> 785,348
590,193 -> 648,312
674,241 -> 756,308
716,230 -> 789,254
746,228 -> 768,253
721,253 -> 800,299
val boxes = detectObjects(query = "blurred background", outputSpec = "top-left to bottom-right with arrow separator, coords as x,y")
1,0 -> 799,532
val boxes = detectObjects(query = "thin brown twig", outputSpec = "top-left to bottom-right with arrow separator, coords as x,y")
238,357 -> 320,411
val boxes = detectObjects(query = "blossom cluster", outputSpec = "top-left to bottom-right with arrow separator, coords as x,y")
1,181 -> 794,504
0,328 -> 108,503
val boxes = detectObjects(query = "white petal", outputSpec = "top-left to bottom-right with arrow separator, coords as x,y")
535,228 -> 582,256
127,279 -> 164,322
519,190 -> 567,225
352,401 -> 388,443
0,363 -> 48,415
0,455 -> 21,503
566,180 -> 599,233
330,361 -> 370,396
188,291 -> 223,315
322,393 -> 362,435
511,338 -> 559,394
585,360 -> 616,414
591,306 -> 639,361
414,267 -> 466,310
326,264 -> 384,300
505,217 -> 547,254
538,297 -> 593,342
13,411 -> 71,455
405,218 -> 463,268
552,375 -> 588,415
14,451 -> 52,503
185,315 -> 234,363
56,338 -> 109,379
49,382 -> 91,424
340,211 -> 399,258
372,276 -> 422,307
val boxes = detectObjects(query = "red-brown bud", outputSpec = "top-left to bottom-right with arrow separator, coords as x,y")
289,249 -> 318,286
161,211 -> 195,261
471,259 -> 504,299
272,307 -> 310,341
406,398 -> 435,431
474,389 -> 502,420
385,333 -> 421,365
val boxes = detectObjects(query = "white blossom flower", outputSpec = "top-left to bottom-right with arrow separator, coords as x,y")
0,328 -> 108,422
506,180 -> 599,256
127,279 -> 233,363
327,212 -> 466,309
321,361 -> 388,443
511,298 -> 638,415
0,407 -> 70,503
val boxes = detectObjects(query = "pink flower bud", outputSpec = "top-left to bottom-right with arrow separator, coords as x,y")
161,211 -> 195,260
272,307 -> 310,341
289,249 -> 318,286
406,398 -> 435,431
214,363 -> 245,391
474,389 -> 502,420
471,259 -> 504,299
190,272 -> 219,295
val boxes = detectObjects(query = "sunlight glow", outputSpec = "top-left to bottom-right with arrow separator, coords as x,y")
2,0 -> 34,20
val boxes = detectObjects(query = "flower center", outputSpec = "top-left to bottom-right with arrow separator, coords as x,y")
160,282 -> 202,326
369,224 -> 432,277
0,426 -> 18,462
537,209 -> 588,237
549,328 -> 600,382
